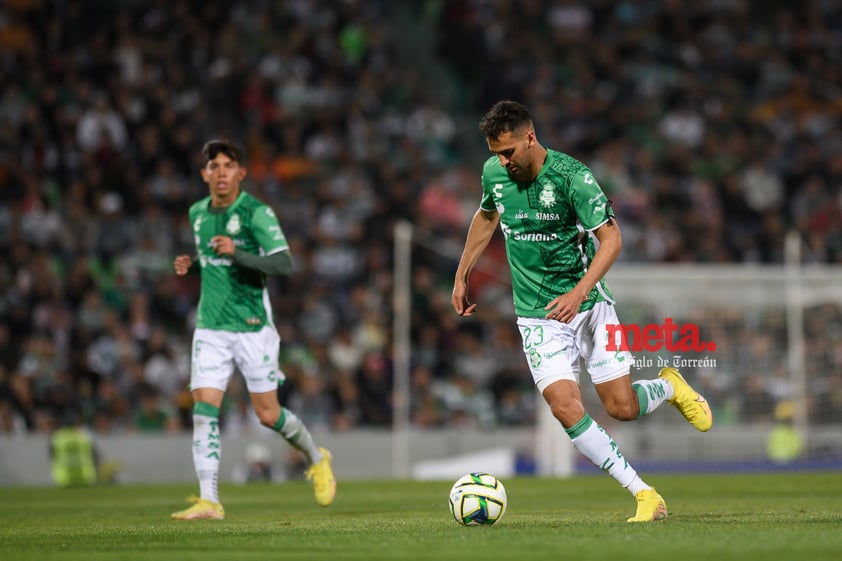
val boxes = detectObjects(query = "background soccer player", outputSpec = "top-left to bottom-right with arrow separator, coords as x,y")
171,139 -> 335,520
451,101 -> 713,522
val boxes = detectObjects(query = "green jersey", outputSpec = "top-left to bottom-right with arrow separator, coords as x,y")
480,149 -> 616,317
189,191 -> 289,331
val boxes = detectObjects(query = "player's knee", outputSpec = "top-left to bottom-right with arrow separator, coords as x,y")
549,401 -> 584,427
255,409 -> 278,427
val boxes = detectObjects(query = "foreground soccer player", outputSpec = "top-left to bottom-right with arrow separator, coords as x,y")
171,139 -> 335,520
451,101 -> 712,522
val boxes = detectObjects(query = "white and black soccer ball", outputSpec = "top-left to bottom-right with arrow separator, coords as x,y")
448,472 -> 507,526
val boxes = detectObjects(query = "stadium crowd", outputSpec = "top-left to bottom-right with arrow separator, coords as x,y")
1,0 -> 841,437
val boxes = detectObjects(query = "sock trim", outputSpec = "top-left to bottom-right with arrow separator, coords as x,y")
632,382 -> 648,419
273,408 -> 287,432
564,413 -> 593,439
193,401 -> 220,418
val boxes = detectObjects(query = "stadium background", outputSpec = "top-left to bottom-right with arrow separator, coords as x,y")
1,0 -> 841,483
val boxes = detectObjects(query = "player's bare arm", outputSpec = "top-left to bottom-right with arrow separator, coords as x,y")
452,208 -> 499,316
544,219 -> 623,323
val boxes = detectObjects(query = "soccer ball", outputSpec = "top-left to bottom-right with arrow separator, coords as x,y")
448,472 -> 507,526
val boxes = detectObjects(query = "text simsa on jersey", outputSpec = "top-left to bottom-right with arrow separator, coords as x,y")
479,149 -> 616,317
189,192 -> 289,331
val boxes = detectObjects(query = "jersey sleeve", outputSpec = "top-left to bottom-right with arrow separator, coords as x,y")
251,205 -> 289,255
479,176 -> 495,211
479,157 -> 505,213
569,168 -> 614,231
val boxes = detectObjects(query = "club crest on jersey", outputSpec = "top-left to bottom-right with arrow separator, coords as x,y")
226,214 -> 241,235
529,348 -> 542,369
539,183 -> 556,208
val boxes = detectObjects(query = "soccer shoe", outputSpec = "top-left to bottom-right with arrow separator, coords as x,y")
658,367 -> 713,432
627,488 -> 668,523
305,447 -> 336,507
171,496 -> 225,520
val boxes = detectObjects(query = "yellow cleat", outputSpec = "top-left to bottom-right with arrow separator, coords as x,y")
171,496 -> 225,520
306,447 -> 336,507
659,367 -> 713,432
627,488 -> 668,523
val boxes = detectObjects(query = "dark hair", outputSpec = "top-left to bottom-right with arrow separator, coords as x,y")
478,100 -> 533,140
201,139 -> 245,164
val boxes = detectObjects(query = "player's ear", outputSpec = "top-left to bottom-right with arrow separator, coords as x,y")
200,167 -> 209,183
238,166 -> 247,180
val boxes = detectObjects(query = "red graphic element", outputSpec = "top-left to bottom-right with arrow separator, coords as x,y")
605,318 -> 716,352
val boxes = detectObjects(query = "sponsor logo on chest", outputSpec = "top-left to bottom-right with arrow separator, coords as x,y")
513,209 -> 560,221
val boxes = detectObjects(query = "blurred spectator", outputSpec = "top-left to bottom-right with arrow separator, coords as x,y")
0,365 -> 30,433
76,93 -> 128,154
133,381 -> 178,433
141,326 -> 189,401
286,373 -> 334,432
738,374 -> 777,425
355,352 -> 392,426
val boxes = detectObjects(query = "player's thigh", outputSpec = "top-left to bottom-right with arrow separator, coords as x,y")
578,301 -> 633,385
191,329 -> 236,391
516,317 -> 580,392
232,327 -> 286,393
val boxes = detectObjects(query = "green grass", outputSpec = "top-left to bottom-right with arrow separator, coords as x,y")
1,473 -> 842,561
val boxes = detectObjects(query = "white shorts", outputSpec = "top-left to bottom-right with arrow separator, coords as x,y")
517,301 -> 634,393
190,327 -> 286,394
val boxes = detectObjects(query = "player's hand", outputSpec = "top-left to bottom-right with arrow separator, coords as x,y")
173,254 -> 193,275
544,291 -> 587,323
210,235 -> 235,256
452,279 -> 477,316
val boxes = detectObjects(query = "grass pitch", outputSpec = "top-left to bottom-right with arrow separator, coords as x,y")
1,473 -> 841,561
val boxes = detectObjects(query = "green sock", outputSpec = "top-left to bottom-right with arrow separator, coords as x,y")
274,408 -> 321,465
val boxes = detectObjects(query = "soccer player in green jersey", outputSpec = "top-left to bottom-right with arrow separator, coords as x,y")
170,139 -> 335,520
451,101 -> 713,522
